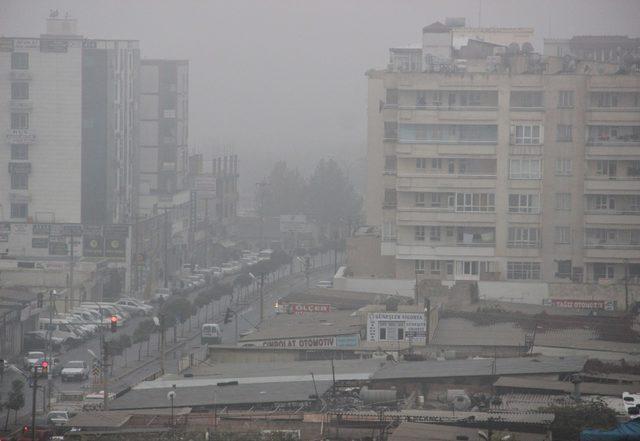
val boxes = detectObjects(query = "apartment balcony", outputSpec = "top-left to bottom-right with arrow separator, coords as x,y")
584,246 -> 640,260
395,143 -> 497,157
9,70 -> 32,81
396,207 -> 495,226
6,129 -> 36,144
509,145 -> 543,156
584,177 -> 640,194
396,174 -> 496,191
587,108 -> 640,124
396,106 -> 498,123
396,243 -> 495,260
586,145 -> 640,159
585,212 -> 640,226
9,100 -> 33,111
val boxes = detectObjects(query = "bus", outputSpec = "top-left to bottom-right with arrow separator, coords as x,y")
201,323 -> 222,345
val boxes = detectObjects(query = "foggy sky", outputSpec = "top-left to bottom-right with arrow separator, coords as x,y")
2,0 -> 639,198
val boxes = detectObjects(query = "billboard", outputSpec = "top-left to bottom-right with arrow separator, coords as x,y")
243,335 -> 359,349
367,312 -> 426,345
278,303 -> 332,314
542,298 -> 616,311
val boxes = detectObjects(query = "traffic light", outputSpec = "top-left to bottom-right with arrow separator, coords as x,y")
23,425 -> 29,433
40,360 -> 49,375
110,315 -> 118,333
224,308 -> 232,324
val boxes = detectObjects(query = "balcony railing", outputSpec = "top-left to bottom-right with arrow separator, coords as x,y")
398,138 -> 497,145
9,70 -> 32,81
584,242 -> 640,249
6,129 -> 36,144
587,137 -> 640,146
588,106 -> 640,112
398,105 -> 498,111
585,209 -> 640,215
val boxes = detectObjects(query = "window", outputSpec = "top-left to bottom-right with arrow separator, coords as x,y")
385,89 -> 398,106
416,158 -> 427,169
509,159 -> 542,179
397,328 -> 404,340
446,261 -> 454,275
455,192 -> 495,212
557,260 -> 572,279
10,173 -> 28,190
593,263 -> 614,281
595,160 -> 616,177
591,194 -> 615,210
557,124 -> 573,142
510,91 -> 544,108
11,52 -> 29,69
429,226 -> 441,241
384,156 -> 397,173
11,144 -> 28,160
415,260 -> 425,275
555,158 -> 572,175
384,122 -> 398,139
558,90 -> 575,108
458,261 -> 479,276
555,193 -> 572,210
431,158 -> 442,170
10,203 -> 28,219
430,260 -> 441,274
415,226 -> 425,241
514,125 -> 541,145
507,262 -> 541,280
447,159 -> 455,174
591,92 -> 618,108
416,91 -> 427,107
431,193 -> 442,207
508,227 -> 540,248
415,192 -> 426,207
379,327 -> 387,340
383,189 -> 397,207
446,226 -> 454,237
11,113 -> 29,130
11,82 -> 29,100
555,226 -> 571,244
508,193 -> 540,213
382,222 -> 396,241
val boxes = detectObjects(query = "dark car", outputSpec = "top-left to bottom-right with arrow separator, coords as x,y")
23,331 -> 62,352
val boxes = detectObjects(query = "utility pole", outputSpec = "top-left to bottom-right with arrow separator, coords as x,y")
256,180 -> 268,248
102,336 -> 109,410
624,258 -> 629,312
159,313 -> 166,376
31,368 -> 39,441
259,272 -> 265,322
163,209 -> 169,288
66,234 -> 76,313
333,230 -> 339,275
47,289 -> 57,411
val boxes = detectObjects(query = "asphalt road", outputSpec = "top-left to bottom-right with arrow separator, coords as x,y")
1,253 -> 338,424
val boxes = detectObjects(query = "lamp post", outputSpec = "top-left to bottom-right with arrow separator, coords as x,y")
167,385 -> 177,430
47,289 -> 58,411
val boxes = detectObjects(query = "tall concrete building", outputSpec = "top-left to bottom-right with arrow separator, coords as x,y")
366,20 -> 640,284
138,59 -> 189,217
0,16 -> 139,225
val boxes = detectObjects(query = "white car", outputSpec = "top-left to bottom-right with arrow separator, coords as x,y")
115,298 -> 152,315
47,410 -> 70,426
23,351 -> 45,369
61,360 -> 89,382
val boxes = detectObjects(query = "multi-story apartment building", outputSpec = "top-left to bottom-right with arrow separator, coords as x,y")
138,59 -> 189,217
0,16 -> 139,225
366,20 -> 640,285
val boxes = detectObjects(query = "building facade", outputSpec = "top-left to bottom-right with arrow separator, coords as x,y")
366,21 -> 640,284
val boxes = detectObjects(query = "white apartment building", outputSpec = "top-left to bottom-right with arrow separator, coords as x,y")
366,21 -> 640,285
0,17 -> 139,226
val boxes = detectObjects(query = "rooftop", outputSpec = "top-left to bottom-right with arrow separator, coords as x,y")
389,422 -> 548,441
239,310 -> 362,342
372,356 -> 586,381
494,376 -> 634,397
431,318 -> 526,347
280,288 -> 392,311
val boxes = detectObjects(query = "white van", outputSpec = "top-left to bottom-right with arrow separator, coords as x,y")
201,323 -> 222,345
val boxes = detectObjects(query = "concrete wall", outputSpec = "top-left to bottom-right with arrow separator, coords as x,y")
334,266 -> 415,297
346,235 -> 395,278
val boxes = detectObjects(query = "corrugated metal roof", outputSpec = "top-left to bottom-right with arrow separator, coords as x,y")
431,318 -> 526,347
333,409 -> 554,425
493,377 -> 631,397
111,381 -> 332,410
389,422 -> 547,441
372,356 -> 585,381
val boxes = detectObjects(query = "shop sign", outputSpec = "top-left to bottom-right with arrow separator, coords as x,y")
542,298 -> 616,311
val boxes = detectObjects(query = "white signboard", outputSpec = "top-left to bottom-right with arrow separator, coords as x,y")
367,312 -> 426,345
241,333 -> 360,349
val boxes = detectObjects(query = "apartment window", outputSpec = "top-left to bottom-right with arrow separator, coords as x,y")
415,192 -> 426,207
10,203 -> 28,219
557,260 -> 572,279
415,226 -> 426,241
591,194 -> 615,210
510,91 -> 544,108
11,52 -> 29,69
593,263 -> 614,281
383,189 -> 397,207
555,193 -> 572,210
416,158 -> 427,169
458,261 -> 479,276
382,222 -> 396,241
431,193 -> 442,208
508,227 -> 540,248
415,260 -> 425,275
508,193 -> 540,213
384,122 -> 398,139
430,226 -> 441,241
555,226 -> 571,244
455,192 -> 495,212
10,173 -> 28,190
430,260 -> 441,275
11,113 -> 29,130
11,82 -> 29,100
431,158 -> 442,170
595,160 -> 617,177
556,124 -> 573,142
385,89 -> 398,106
558,90 -> 575,108
447,160 -> 455,174
514,125 -> 541,145
446,226 -> 454,237
509,158 -> 542,179
384,156 -> 397,173
11,144 -> 28,160
591,92 -> 618,108
507,262 -> 541,280
416,91 -> 427,107
446,261 -> 454,276
555,158 -> 572,176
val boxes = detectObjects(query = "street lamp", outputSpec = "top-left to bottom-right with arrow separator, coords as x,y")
167,384 -> 177,428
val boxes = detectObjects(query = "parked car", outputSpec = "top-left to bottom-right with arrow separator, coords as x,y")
115,298 -> 152,315
46,410 -> 70,427
61,360 -> 89,382
23,331 -> 63,352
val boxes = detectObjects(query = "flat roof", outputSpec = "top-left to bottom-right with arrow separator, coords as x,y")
372,356 -> 586,381
431,318 -> 526,347
239,310 -> 362,342
111,380 -> 332,410
494,376 -> 633,397
389,422 -> 547,441
335,409 -> 554,426
280,288 -> 392,310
